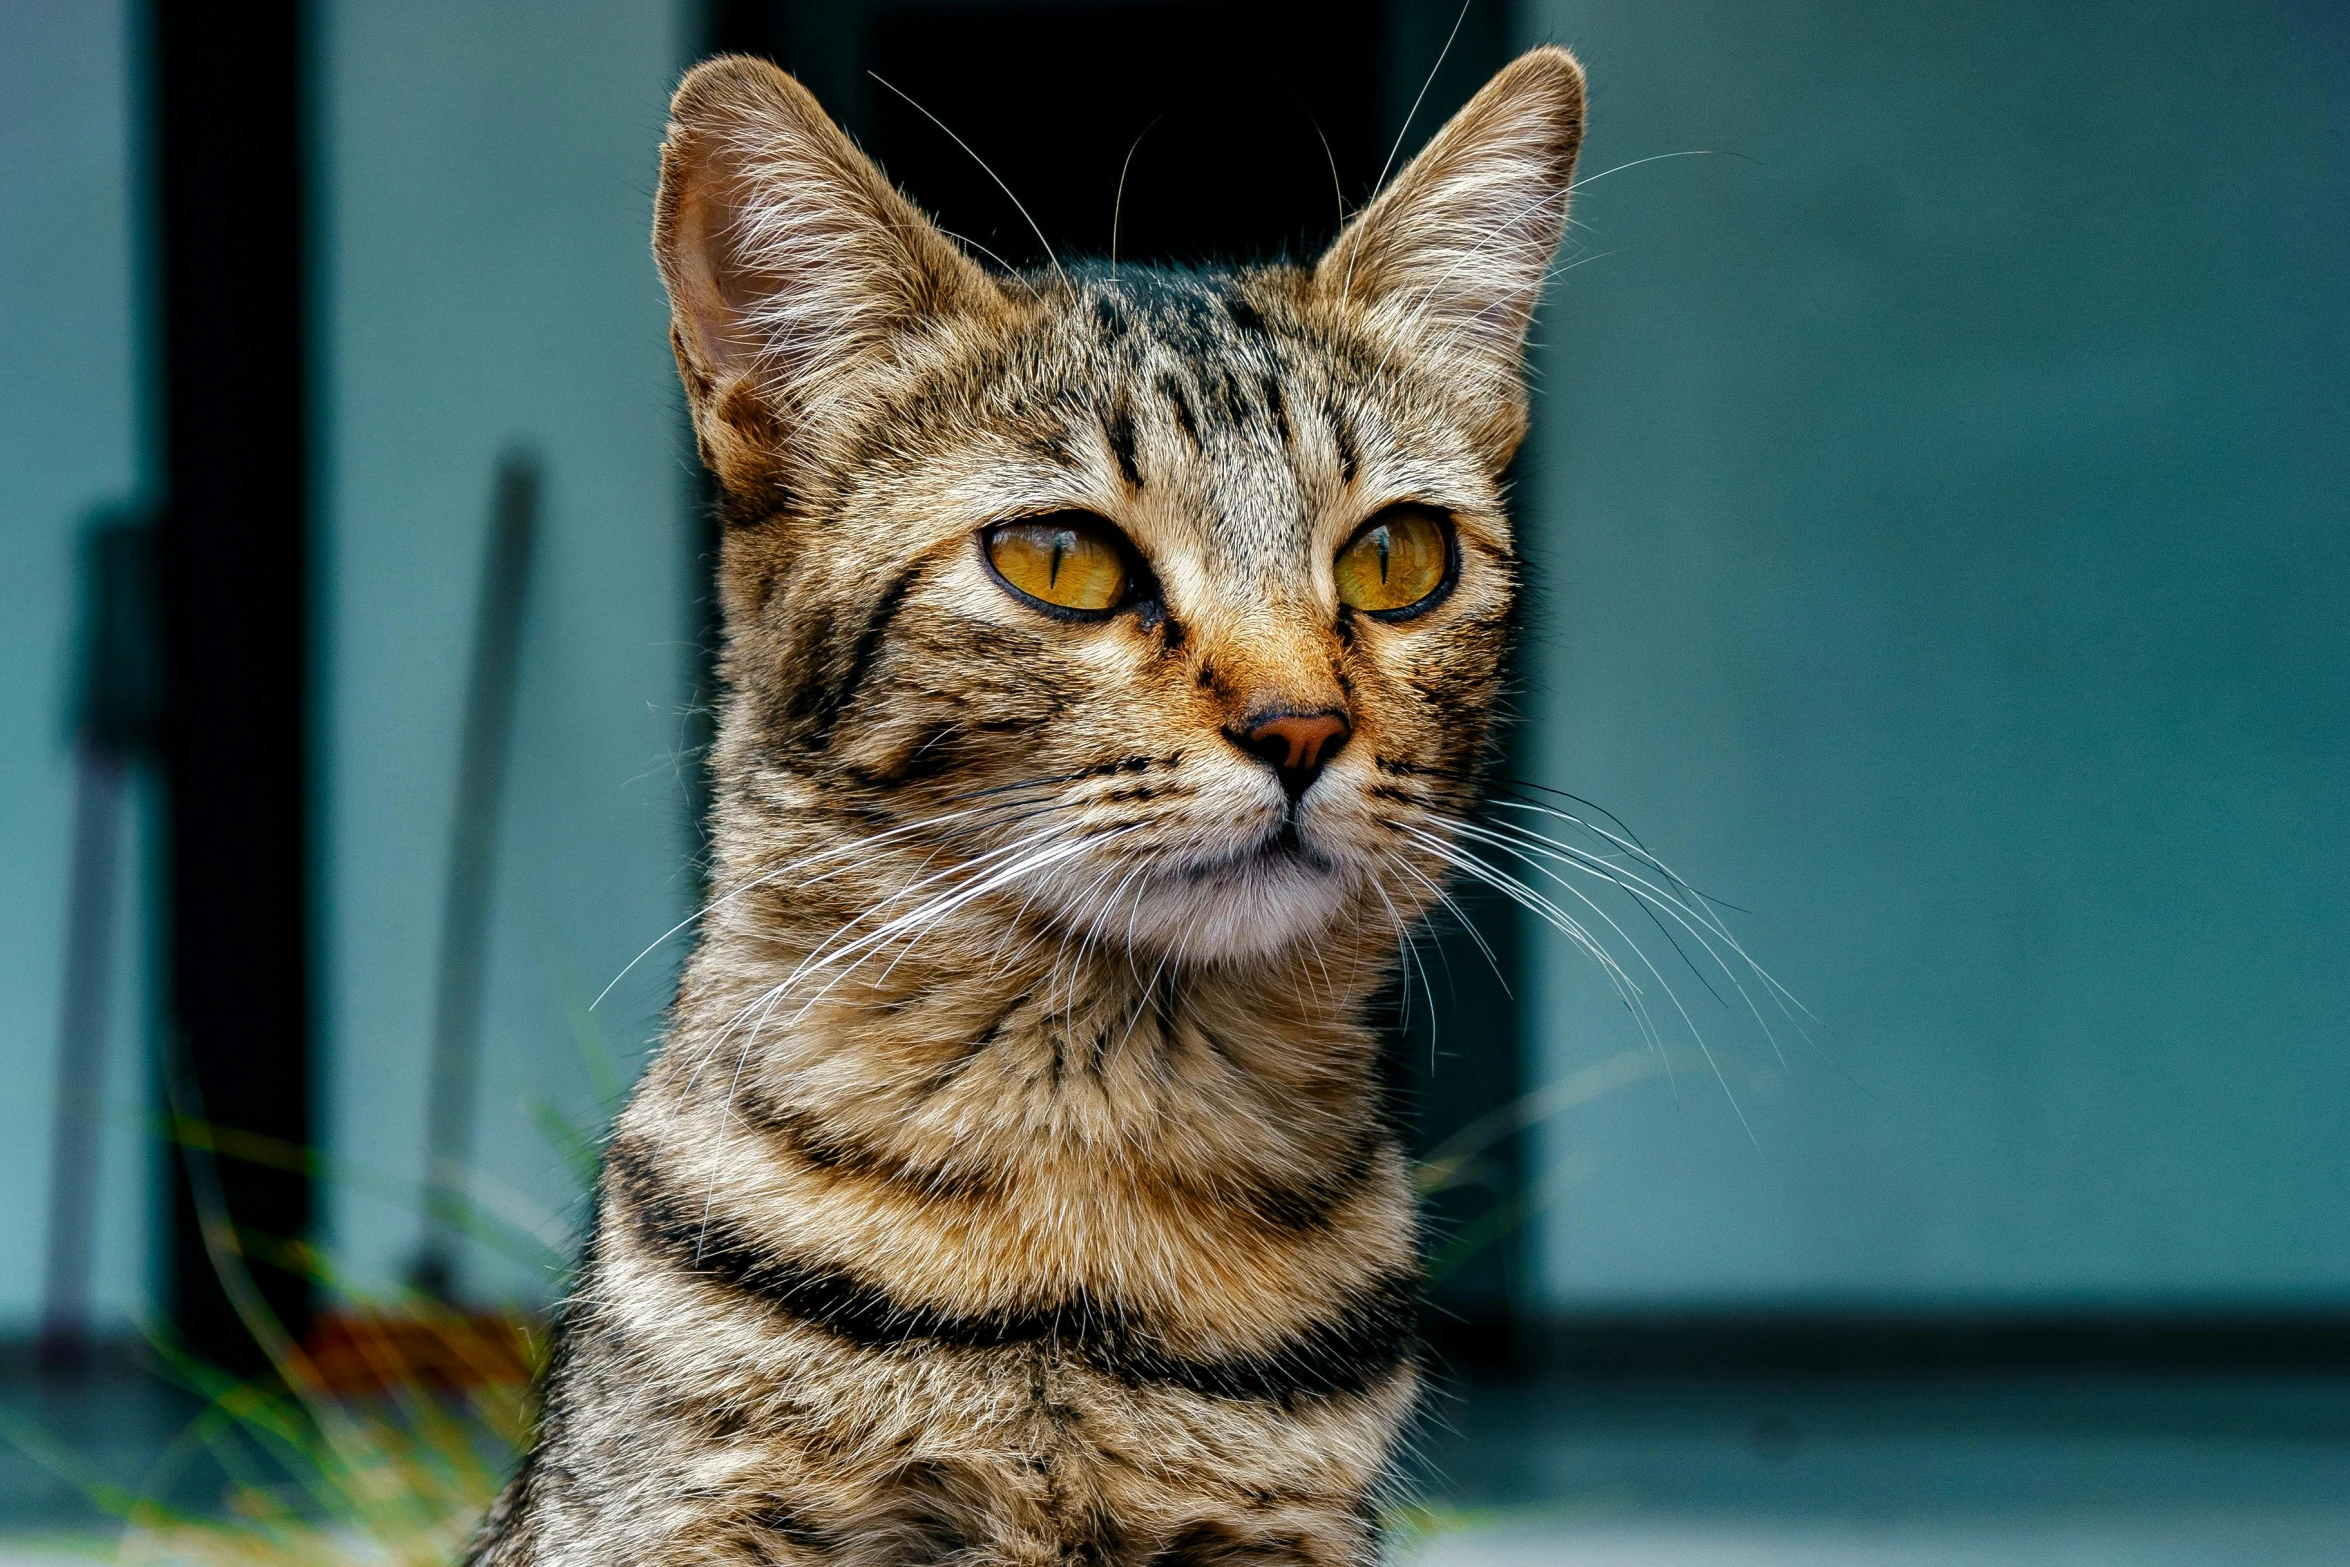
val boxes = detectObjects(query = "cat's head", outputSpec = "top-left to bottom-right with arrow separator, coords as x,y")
656,50 -> 1583,966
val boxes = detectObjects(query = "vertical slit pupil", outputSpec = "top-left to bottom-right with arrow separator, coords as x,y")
1048,533 -> 1067,587
1376,528 -> 1391,583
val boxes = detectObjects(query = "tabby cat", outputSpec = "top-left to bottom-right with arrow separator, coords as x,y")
470,43 -> 1585,1567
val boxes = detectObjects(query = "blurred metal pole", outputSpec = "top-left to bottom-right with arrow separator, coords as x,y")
39,751 -> 127,1373
40,518 -> 159,1374
411,453 -> 538,1302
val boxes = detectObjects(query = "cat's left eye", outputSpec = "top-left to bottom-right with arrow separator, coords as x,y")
1335,505 -> 1453,617
983,512 -> 1132,616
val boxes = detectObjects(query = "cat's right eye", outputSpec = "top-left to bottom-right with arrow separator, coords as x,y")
983,513 -> 1132,617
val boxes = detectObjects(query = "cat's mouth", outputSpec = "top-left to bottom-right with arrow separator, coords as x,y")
1054,789 -> 1361,960
1179,811 -> 1338,882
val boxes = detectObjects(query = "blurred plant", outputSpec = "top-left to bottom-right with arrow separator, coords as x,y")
5,1261 -> 536,1567
1416,1044 -> 1709,1281
7,975 -> 1693,1563
5,1107 -> 565,1564
98,1306 -> 532,1567
0,973 -> 670,1563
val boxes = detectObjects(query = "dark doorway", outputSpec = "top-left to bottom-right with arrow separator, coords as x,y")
151,0 -> 316,1374
861,2 -> 1381,270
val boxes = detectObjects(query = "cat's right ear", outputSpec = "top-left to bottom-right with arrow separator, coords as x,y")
654,56 -> 1003,481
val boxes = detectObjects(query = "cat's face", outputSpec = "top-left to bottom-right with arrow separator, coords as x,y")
657,51 -> 1583,964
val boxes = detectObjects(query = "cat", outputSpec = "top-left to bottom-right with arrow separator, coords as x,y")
469,42 -> 1585,1567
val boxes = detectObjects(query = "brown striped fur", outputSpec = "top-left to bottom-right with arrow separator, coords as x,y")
470,46 -> 1584,1566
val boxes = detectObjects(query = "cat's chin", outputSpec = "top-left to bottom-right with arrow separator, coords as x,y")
1073,837 -> 1359,964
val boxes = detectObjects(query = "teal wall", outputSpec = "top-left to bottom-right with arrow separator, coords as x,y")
0,0 -> 698,1319
319,0 -> 695,1300
0,0 -> 152,1333
1518,0 -> 2350,1304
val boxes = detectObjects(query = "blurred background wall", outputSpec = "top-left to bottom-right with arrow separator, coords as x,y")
1519,0 -> 2350,1315
1,0 -> 2343,1352
2,0 -> 702,1336
318,0 -> 695,1304
1,0 -> 153,1336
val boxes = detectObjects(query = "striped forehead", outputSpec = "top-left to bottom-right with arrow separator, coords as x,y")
1081,273 -> 1351,580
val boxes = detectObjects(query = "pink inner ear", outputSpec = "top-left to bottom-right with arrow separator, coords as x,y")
670,170 -> 758,383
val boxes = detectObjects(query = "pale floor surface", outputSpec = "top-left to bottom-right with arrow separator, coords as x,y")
1397,1373 -> 2350,1564
5,1372 -> 2348,1563
1403,1511 -> 2350,1565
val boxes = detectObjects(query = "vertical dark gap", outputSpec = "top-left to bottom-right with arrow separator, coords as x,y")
681,3 -> 861,890
1372,0 -> 1529,1377
152,0 -> 315,1374
689,0 -> 1525,1365
678,3 -> 782,892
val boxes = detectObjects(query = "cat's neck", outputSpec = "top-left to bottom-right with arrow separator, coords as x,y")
659,824 -> 1396,1140
680,882 -> 1389,1056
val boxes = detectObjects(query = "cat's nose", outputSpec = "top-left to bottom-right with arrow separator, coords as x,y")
1232,709 -> 1352,802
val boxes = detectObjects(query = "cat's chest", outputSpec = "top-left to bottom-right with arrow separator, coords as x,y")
678,1332 -> 1412,1563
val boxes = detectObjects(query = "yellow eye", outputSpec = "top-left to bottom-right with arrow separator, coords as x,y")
1334,505 -> 1451,616
984,514 -> 1131,615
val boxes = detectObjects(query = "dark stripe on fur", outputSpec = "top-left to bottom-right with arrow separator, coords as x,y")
919,996 -> 1027,1095
1234,1128 -> 1392,1231
741,1082 -> 1388,1235
738,1089 -> 996,1200
1259,373 -> 1292,448
1149,1520 -> 1306,1566
1207,367 -> 1251,432
1159,373 -> 1202,448
604,1138 -> 1418,1405
797,559 -> 924,746
1106,402 -> 1145,488
1329,406 -> 1361,484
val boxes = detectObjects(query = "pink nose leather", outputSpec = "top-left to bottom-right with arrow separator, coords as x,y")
1236,710 -> 1352,800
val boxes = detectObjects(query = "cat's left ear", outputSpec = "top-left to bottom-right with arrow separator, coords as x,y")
1313,46 -> 1585,383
